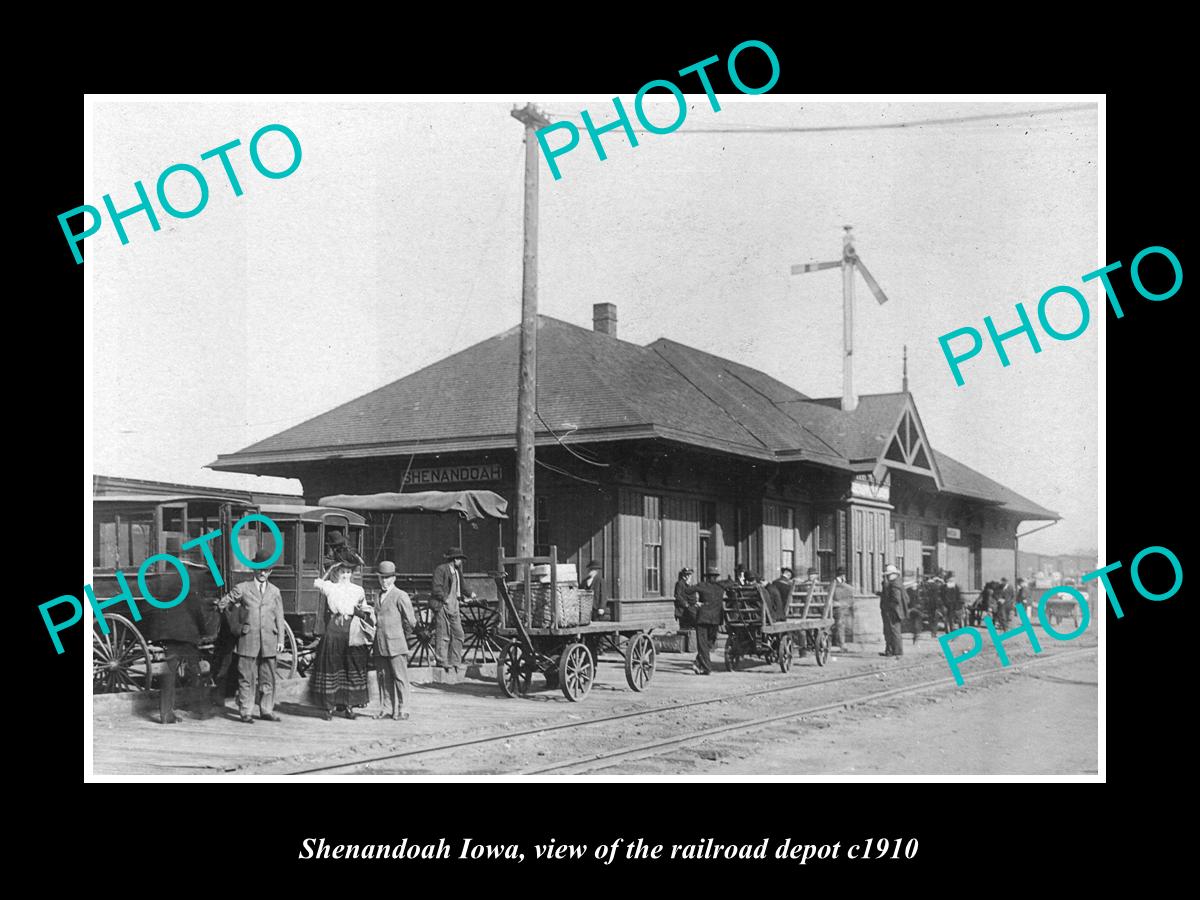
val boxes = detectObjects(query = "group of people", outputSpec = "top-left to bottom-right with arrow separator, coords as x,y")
671,564 -> 852,675
973,576 -> 1033,630
156,540 -> 483,726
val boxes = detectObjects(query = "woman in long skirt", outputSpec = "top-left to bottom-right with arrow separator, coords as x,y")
311,562 -> 371,720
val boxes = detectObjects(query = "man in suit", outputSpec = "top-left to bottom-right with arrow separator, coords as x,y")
997,577 -> 1016,629
691,565 -> 726,675
943,570 -> 964,630
431,547 -> 472,672
879,563 -> 909,657
829,566 -> 854,651
372,561 -> 415,721
766,566 -> 794,622
1015,576 -> 1032,622
218,548 -> 287,723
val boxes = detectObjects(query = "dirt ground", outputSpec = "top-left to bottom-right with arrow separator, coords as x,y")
91,623 -> 1099,777
588,650 -> 1098,776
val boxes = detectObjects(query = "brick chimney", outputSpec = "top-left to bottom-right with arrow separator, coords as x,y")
593,302 -> 618,337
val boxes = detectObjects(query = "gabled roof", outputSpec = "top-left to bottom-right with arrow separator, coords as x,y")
209,315 -> 1057,520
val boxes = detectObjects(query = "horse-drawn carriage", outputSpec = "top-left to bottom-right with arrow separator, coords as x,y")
317,490 -> 510,668
721,580 -> 835,671
91,493 -> 303,693
494,547 -> 665,702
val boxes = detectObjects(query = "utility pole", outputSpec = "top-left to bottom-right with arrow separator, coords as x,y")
511,103 -> 549,566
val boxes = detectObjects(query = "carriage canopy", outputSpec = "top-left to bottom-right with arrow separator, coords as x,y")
317,490 -> 509,522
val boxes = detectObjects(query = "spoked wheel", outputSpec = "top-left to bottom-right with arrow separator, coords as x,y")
497,642 -> 533,698
624,632 -> 656,691
777,633 -> 794,673
814,630 -> 831,667
724,637 -> 741,672
407,602 -> 438,668
276,620 -> 299,679
559,643 -> 594,702
93,613 -> 153,693
461,600 -> 502,665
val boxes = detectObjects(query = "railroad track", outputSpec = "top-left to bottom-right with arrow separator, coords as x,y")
523,643 -> 1099,775
281,641 -> 1096,775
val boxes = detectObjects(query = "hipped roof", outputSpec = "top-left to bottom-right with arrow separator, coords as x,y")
210,316 -> 1057,521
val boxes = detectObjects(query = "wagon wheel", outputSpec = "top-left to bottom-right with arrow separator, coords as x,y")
724,637 -> 741,672
92,613 -> 152,693
624,632 -> 656,692
275,620 -> 299,679
777,633 -> 794,673
497,642 -> 532,698
461,601 -> 502,665
407,603 -> 438,668
559,643 -> 594,702
814,630 -> 831,667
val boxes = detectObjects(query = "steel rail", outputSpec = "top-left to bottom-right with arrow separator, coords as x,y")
281,642 -> 1095,775
522,645 -> 1099,775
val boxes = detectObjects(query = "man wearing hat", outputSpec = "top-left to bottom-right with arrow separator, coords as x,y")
691,566 -> 726,675
879,564 -> 909,657
767,566 -> 794,622
431,547 -> 473,672
372,561 -> 416,720
829,566 -> 853,651
218,548 -> 287,723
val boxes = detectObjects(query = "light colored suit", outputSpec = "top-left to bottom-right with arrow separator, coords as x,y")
373,585 -> 416,716
373,586 -> 415,657
226,579 -> 286,658
223,579 -> 286,717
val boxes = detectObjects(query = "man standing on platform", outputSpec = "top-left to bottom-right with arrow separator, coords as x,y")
879,564 -> 909,657
829,566 -> 853,652
219,548 -> 287,723
691,565 -> 726,675
372,561 -> 415,721
431,547 -> 472,674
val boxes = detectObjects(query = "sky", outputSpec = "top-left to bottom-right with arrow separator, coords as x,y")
89,98 -> 1098,556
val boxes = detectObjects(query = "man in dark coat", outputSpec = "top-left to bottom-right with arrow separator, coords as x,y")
943,570 -> 964,630
673,567 -> 698,628
766,566 -> 794,622
431,547 -> 472,672
997,577 -> 1016,629
147,592 -> 218,724
879,564 -> 909,656
691,565 -> 726,675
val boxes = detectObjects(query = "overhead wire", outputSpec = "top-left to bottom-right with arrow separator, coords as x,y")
535,409 -> 609,466
537,103 -> 1094,135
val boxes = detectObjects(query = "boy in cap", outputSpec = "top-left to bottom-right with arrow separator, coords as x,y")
372,561 -> 415,720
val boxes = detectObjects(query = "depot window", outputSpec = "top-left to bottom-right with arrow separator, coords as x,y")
644,494 -> 663,595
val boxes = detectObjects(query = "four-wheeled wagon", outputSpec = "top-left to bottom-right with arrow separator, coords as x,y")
721,580 -> 835,672
91,493 -> 302,693
494,547 -> 664,702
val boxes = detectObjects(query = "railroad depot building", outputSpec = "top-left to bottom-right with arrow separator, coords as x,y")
210,305 -> 1057,641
